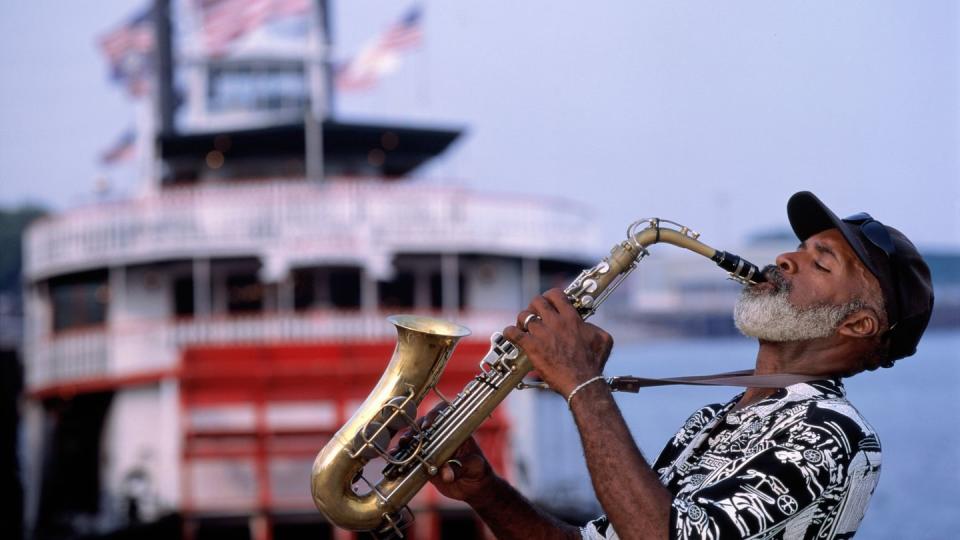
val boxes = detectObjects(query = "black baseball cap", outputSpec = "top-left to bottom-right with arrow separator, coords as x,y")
786,191 -> 934,362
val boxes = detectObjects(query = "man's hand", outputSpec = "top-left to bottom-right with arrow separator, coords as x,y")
394,403 -> 495,505
392,352 -> 588,540
503,288 -> 614,397
502,289 -> 671,539
431,434 -> 494,504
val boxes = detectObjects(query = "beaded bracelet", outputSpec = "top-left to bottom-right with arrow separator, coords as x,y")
566,375 -> 607,408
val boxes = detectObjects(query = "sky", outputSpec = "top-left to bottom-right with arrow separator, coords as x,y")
1,0 -> 958,251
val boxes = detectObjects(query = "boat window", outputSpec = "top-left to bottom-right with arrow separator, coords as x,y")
207,61 -> 307,115
49,270 -> 109,332
227,273 -> 264,313
292,269 -> 316,311
379,271 -> 416,309
173,275 -> 194,316
328,268 -> 361,309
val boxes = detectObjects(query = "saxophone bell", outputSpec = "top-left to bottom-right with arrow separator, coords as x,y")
311,315 -> 470,534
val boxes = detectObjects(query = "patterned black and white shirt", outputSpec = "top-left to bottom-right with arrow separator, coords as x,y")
581,379 -> 881,539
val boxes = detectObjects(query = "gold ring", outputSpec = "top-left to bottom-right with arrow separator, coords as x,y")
521,313 -> 541,331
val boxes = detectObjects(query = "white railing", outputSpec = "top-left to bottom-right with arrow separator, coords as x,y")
26,330 -> 109,389
25,310 -> 511,392
24,179 -> 598,280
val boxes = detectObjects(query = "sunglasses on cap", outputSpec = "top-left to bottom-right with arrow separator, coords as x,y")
843,212 -> 897,259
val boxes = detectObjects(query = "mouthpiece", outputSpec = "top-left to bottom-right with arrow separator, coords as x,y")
711,251 -> 766,284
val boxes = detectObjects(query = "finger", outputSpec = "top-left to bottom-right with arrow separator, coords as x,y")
403,417 -> 436,447
419,402 -> 449,430
502,325 -> 530,347
543,288 -> 578,319
440,452 -> 485,483
425,401 -> 449,418
524,317 -> 548,338
459,453 -> 488,480
516,310 -> 540,330
530,295 -> 559,323
394,428 -> 413,448
441,464 -> 456,483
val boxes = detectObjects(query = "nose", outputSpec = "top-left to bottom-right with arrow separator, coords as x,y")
775,252 -> 798,274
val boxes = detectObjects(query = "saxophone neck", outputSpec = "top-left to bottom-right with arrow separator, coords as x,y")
628,217 -> 766,285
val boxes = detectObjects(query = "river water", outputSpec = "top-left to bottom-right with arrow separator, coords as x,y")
588,329 -> 960,539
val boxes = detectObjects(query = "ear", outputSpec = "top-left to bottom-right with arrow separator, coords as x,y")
836,309 -> 880,339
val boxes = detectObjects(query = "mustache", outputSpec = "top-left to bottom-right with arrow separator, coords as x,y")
760,265 -> 790,292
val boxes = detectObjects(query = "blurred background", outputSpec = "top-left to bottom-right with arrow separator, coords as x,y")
0,1 -> 957,539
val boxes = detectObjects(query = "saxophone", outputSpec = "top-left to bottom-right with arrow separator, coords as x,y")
310,218 -> 766,537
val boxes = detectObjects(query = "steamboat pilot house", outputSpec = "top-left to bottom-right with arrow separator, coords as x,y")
21,5 -> 598,539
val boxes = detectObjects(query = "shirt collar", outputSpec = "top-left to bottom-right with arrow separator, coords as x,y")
725,377 -> 845,424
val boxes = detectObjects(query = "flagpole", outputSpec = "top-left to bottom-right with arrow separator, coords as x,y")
321,0 -> 335,115
305,0 -> 330,184
152,0 -> 175,137
149,0 -> 174,194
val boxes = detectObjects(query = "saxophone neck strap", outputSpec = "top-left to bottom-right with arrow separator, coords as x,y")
606,369 -> 824,393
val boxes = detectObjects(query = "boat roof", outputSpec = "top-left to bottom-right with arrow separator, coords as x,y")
159,119 -> 464,181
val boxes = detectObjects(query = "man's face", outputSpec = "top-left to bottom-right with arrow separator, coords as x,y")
734,229 -> 870,342
773,228 -> 872,310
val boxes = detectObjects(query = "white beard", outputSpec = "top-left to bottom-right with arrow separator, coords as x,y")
734,280 -> 859,342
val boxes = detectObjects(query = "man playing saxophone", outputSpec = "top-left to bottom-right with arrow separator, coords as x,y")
425,192 -> 933,539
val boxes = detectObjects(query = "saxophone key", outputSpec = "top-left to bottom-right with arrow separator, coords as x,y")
354,421 -> 392,460
378,396 -> 418,431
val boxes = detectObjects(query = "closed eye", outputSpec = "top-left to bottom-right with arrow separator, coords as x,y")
815,262 -> 831,273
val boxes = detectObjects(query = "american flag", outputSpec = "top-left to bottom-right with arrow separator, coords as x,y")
99,7 -> 155,98
196,0 -> 312,56
101,129 -> 137,164
336,4 -> 423,92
